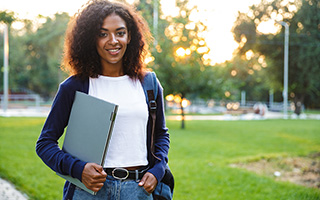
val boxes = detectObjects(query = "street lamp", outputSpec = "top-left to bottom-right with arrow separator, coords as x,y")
276,21 -> 289,119
3,24 -> 9,113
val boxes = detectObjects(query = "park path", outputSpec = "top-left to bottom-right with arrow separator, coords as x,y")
1,107 -> 320,120
0,178 -> 28,200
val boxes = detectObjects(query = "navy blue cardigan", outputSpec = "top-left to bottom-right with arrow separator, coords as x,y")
36,75 -> 170,199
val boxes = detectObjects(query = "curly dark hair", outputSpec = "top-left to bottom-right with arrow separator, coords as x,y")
62,0 -> 152,80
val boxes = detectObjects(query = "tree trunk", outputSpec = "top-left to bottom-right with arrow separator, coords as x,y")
180,94 -> 185,129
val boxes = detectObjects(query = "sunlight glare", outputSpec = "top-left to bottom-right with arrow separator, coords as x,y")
257,20 -> 280,34
125,0 -> 136,4
197,47 -> 209,54
199,40 -> 205,46
181,99 -> 190,108
176,47 -> 186,57
231,70 -> 237,77
165,94 -> 174,101
258,55 -> 265,64
174,95 -> 182,103
185,22 -> 196,30
144,55 -> 155,64
185,49 -> 192,56
245,50 -> 254,60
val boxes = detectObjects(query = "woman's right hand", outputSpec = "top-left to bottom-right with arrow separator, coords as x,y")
81,163 -> 107,192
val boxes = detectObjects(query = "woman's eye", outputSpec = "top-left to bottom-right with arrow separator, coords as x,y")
117,31 -> 125,36
98,32 -> 107,37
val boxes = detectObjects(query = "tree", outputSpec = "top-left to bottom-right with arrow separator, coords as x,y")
289,0 -> 320,111
0,10 -> 15,24
24,13 -> 70,99
232,0 -> 320,113
137,0 -> 216,128
218,54 -> 271,102
1,13 -> 70,99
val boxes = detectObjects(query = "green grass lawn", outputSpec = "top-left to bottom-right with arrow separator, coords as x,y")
0,117 -> 319,199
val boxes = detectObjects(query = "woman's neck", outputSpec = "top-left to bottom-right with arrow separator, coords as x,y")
101,62 -> 124,77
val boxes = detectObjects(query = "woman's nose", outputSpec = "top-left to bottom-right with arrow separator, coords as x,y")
108,34 -> 119,45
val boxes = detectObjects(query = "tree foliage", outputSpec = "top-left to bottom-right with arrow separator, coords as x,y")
136,0 -> 220,128
232,0 -> 320,111
137,0 -> 217,98
130,1 -> 216,107
0,10 -> 15,24
0,13 -> 69,99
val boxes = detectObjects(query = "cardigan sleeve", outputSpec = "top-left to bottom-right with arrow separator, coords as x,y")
36,77 -> 87,181
147,79 -> 170,182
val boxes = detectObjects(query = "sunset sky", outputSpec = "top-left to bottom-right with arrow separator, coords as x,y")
1,0 -> 262,64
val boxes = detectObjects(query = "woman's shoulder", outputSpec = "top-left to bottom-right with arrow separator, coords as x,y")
61,75 -> 84,85
60,75 -> 89,92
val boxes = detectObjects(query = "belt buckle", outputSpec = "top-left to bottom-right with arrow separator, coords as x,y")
112,168 -> 129,180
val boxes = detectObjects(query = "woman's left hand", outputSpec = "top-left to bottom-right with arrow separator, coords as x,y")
138,172 -> 158,193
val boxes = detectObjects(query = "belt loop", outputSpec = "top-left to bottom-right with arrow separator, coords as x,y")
135,170 -> 139,182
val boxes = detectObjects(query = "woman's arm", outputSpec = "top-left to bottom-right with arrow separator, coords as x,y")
36,78 -> 87,181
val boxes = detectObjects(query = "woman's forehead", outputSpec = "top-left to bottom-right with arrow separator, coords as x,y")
101,14 -> 127,30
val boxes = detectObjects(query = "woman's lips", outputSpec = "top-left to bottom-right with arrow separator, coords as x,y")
106,48 -> 121,55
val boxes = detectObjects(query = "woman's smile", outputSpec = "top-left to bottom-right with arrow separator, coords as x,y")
107,48 -> 121,54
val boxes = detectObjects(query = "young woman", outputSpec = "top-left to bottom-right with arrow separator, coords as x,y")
36,1 -> 170,199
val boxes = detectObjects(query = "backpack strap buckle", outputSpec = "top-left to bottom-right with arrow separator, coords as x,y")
149,100 -> 157,111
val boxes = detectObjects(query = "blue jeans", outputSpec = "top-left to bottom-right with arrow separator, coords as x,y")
73,176 -> 153,200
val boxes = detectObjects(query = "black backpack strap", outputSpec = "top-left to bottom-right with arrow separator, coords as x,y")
147,90 -> 160,161
142,72 -> 160,161
143,72 -> 175,194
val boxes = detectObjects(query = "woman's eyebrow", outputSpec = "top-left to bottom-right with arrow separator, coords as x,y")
100,27 -> 127,31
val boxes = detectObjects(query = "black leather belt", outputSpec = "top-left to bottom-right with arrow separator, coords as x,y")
104,167 -> 147,180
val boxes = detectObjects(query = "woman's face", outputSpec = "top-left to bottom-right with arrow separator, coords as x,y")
96,13 -> 130,68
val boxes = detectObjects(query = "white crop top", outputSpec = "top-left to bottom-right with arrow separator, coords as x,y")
88,75 -> 149,168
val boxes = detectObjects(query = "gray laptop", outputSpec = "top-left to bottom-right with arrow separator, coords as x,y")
57,91 -> 118,195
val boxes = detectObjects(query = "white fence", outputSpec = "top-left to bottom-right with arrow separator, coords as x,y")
0,94 -> 42,109
166,99 -> 292,114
